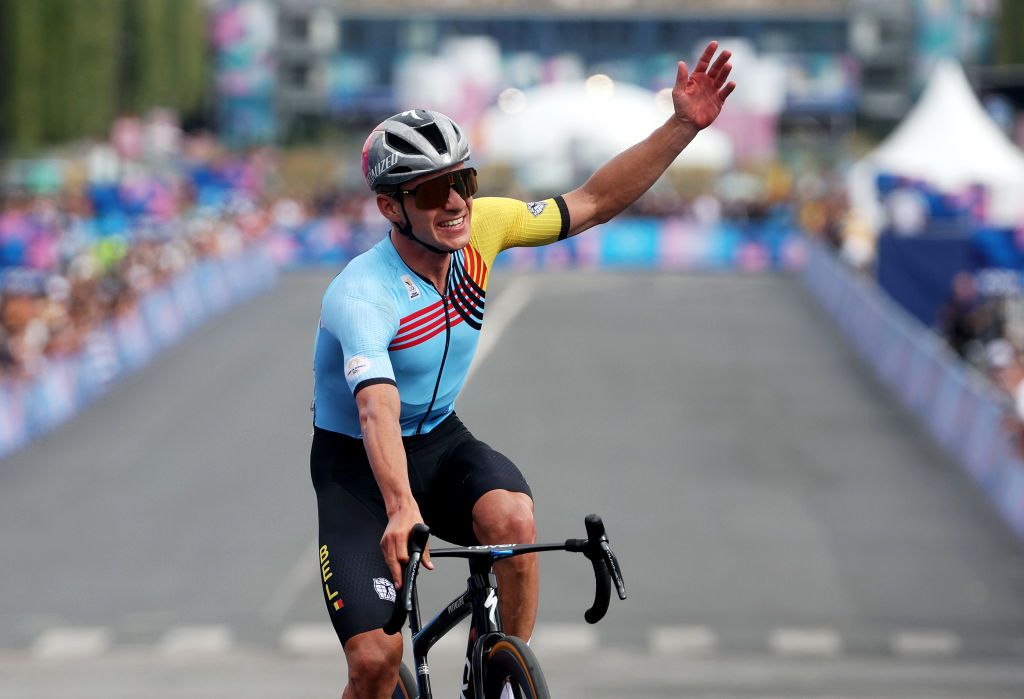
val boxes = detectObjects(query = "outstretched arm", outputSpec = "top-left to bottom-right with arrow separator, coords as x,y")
561,41 -> 736,237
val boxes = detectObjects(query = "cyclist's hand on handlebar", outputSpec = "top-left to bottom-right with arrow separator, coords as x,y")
381,502 -> 433,588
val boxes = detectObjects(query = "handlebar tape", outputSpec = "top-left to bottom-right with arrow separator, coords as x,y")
584,556 -> 612,623
582,514 -> 612,624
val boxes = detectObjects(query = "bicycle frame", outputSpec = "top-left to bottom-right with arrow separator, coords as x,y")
386,516 -> 626,699
408,545 -> 564,699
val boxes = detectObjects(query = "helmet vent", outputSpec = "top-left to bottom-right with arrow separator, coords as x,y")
390,166 -> 412,175
415,122 -> 448,155
384,132 -> 419,155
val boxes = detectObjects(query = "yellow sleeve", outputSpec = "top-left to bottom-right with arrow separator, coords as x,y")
469,196 -> 570,268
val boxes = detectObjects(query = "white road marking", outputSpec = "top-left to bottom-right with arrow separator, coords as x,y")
466,276 -> 536,383
649,626 -> 717,655
280,624 -> 340,656
530,624 -> 599,654
891,630 -> 961,657
770,628 -> 842,657
32,627 -> 112,659
157,626 -> 233,657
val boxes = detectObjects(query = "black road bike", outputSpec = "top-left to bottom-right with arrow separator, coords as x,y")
385,514 -> 626,699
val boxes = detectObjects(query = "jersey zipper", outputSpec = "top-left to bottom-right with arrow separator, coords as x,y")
415,264 -> 453,435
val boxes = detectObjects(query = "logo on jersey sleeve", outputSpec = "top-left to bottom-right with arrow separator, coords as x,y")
526,201 -> 547,217
373,577 -> 397,602
345,356 -> 371,379
400,274 -> 421,300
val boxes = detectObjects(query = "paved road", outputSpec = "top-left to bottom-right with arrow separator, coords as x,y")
2,270 -> 1023,697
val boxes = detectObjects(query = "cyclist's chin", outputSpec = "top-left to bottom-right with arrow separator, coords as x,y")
431,224 -> 471,251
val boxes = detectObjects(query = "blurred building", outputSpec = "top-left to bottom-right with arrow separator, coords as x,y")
269,0 -> 856,138
850,0 -> 999,124
212,0 -> 999,142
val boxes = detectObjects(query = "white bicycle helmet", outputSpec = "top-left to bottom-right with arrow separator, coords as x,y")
361,109 -> 471,192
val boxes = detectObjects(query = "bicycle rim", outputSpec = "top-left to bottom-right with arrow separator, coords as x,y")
482,636 -> 550,699
394,661 -> 417,699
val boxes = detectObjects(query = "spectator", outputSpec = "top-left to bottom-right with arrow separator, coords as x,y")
939,271 -> 984,359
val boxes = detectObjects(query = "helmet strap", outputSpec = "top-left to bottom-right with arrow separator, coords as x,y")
397,196 -> 451,256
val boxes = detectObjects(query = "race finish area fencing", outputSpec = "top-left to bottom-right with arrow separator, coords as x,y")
1,251 -> 1023,697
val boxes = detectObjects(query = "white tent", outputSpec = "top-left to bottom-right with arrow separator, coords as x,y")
478,80 -> 733,190
850,60 -> 1024,229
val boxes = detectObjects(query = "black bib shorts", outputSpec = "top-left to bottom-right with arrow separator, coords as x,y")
310,413 -> 532,646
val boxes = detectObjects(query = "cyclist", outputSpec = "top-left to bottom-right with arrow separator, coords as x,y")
311,41 -> 734,699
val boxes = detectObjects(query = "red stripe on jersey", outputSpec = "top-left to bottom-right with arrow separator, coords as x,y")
390,314 -> 465,351
400,297 -> 445,324
390,302 -> 461,349
466,246 -> 482,286
393,303 -> 447,340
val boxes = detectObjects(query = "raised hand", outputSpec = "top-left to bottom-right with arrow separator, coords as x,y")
672,41 -> 736,131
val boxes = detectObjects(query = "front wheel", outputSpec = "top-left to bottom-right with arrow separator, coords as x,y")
482,636 -> 550,699
393,661 -> 417,699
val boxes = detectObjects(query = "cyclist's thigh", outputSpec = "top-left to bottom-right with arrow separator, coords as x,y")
311,427 -> 397,647
422,431 -> 533,546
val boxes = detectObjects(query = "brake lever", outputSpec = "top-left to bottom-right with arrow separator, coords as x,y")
601,541 -> 627,600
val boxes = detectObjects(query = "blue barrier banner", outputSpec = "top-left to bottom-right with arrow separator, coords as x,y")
597,219 -> 661,268
658,220 -> 711,269
115,307 -> 155,372
937,363 -> 971,450
1006,467 -> 1024,538
962,394 -> 1001,486
75,329 -> 121,403
141,289 -> 183,349
26,361 -> 77,434
277,218 -> 803,272
0,244 -> 278,459
171,270 -> 206,331
0,384 -> 26,457
196,260 -> 231,313
879,323 -> 911,386
802,239 -> 1024,546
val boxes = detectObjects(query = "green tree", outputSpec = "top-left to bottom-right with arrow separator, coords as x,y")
996,0 -> 1024,66
1,0 -> 48,150
69,0 -> 123,140
1,0 -> 209,152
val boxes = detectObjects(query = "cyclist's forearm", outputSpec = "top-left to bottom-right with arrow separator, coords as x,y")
359,392 -> 416,514
364,418 -> 415,513
573,117 -> 698,226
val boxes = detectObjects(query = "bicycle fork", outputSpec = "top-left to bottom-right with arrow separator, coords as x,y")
460,570 -> 503,699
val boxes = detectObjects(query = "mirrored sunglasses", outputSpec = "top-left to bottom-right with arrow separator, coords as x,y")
397,168 -> 478,209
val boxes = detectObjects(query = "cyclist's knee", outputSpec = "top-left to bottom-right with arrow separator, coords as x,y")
473,490 -> 536,545
344,629 -> 402,697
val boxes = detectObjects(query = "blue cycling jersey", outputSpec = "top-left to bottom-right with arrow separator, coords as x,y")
313,196 -> 569,437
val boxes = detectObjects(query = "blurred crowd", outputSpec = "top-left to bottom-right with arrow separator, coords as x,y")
0,113 -> 285,382
939,270 -> 1024,450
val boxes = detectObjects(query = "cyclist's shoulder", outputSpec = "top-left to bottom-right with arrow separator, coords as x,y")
470,197 -> 526,247
325,240 -> 399,307
471,196 -> 525,222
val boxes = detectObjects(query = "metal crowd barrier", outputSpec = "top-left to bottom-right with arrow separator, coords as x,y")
801,239 -> 1024,542
0,246 -> 278,459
